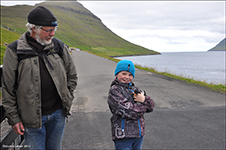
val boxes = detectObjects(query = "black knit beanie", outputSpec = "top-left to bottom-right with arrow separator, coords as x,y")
28,6 -> 57,26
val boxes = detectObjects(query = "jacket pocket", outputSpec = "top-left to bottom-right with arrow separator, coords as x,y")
115,118 -> 125,138
62,88 -> 74,115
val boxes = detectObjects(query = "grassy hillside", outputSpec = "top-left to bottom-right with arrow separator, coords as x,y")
1,1 -> 160,56
0,28 -> 21,64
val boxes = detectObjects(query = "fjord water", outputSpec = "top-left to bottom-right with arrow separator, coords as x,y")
115,51 -> 225,84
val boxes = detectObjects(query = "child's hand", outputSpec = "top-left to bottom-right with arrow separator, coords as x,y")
134,93 -> 145,103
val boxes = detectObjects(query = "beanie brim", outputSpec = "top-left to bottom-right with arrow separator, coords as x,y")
28,17 -> 58,26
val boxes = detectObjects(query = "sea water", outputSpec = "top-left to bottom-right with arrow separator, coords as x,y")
115,51 -> 225,84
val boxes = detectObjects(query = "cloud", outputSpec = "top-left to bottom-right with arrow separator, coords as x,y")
79,1 -> 225,52
1,1 -> 44,6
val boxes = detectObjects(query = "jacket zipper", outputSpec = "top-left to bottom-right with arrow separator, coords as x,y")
138,118 -> 141,137
121,118 -> 125,132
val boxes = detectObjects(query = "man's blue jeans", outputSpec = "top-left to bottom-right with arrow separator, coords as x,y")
114,136 -> 144,150
24,109 -> 66,150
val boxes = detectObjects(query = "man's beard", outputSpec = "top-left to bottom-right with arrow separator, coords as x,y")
35,30 -> 52,46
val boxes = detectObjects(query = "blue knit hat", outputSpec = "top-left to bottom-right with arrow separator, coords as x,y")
115,60 -> 135,78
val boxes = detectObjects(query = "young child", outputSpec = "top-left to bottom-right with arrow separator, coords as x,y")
108,60 -> 155,150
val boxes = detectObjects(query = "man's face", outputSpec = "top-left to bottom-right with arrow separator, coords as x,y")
116,71 -> 133,83
35,26 -> 56,45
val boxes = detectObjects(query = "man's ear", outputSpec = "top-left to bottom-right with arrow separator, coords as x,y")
32,27 -> 36,33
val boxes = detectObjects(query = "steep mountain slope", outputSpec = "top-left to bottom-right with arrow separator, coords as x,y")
208,38 -> 226,51
1,1 -> 160,56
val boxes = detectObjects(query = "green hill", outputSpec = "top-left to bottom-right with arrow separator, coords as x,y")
1,0 -> 160,56
208,38 -> 226,51
0,28 -> 21,64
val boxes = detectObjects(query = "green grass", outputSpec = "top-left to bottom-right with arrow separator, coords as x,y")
0,47 -> 6,65
151,69 -> 225,93
84,46 -> 159,57
1,28 -> 21,64
158,72 -> 226,93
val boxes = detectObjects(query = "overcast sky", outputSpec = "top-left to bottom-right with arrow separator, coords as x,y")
1,1 -> 225,52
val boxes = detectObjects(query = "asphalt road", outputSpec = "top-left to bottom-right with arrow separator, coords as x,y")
62,51 -> 225,150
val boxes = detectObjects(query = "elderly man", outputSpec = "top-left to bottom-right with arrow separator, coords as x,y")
2,6 -> 77,149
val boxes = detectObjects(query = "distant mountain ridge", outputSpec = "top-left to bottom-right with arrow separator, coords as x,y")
0,1 -> 160,56
208,38 -> 226,51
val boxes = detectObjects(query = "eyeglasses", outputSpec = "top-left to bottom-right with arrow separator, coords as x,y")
40,27 -> 58,33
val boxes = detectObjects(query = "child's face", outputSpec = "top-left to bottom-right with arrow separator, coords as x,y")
116,71 -> 133,83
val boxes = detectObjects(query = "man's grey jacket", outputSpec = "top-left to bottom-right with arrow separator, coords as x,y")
2,33 -> 77,128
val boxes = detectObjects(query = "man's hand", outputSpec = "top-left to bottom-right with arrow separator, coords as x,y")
134,93 -> 145,103
12,122 -> 25,135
